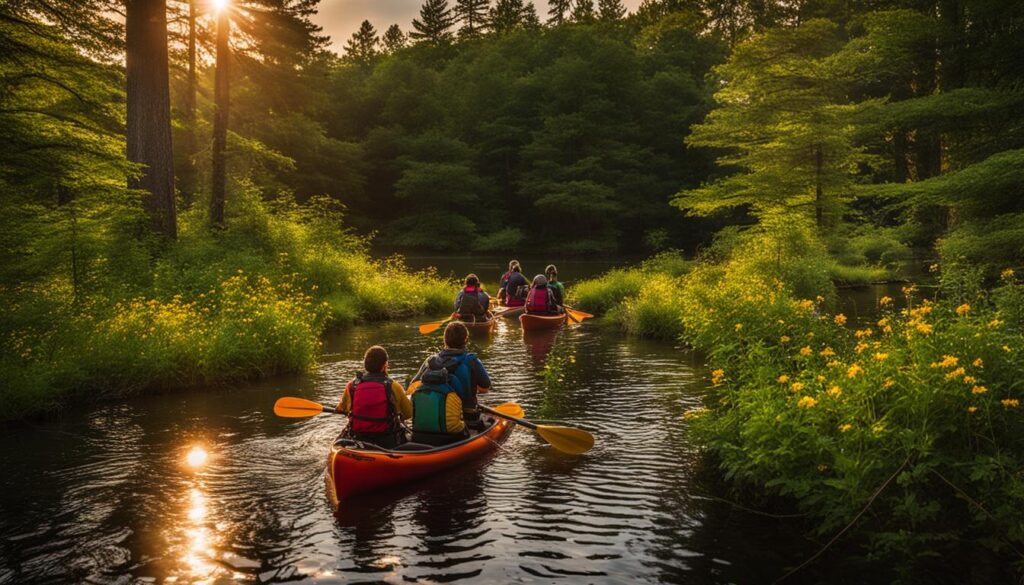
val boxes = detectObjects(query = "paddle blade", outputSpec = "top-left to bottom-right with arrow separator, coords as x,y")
274,397 -> 328,418
418,319 -> 449,335
566,307 -> 593,321
492,402 -> 525,419
537,425 -> 595,454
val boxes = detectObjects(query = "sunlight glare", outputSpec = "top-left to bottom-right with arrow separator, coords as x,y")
211,0 -> 229,14
186,446 -> 208,469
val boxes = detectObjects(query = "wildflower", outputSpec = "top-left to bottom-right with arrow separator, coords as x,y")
827,360 -> 842,368
683,408 -> 707,420
847,363 -> 864,378
791,382 -> 805,392
874,352 -> 889,362
798,299 -> 814,311
915,322 -> 933,335
877,318 -> 889,327
827,385 -> 842,397
778,374 -> 790,384
1001,268 -> 1015,281
902,285 -> 917,296
973,358 -> 983,368
963,376 -> 977,385
816,295 -> 825,304
780,335 -> 791,343
735,323 -> 743,332
855,342 -> 868,354
816,374 -> 826,382
834,314 -> 847,326
971,385 -> 988,395
820,347 -> 836,357
929,263 -> 940,273
967,406 -> 977,413
799,346 -> 813,356
955,303 -> 971,316
989,319 -> 1003,328
879,296 -> 893,306
797,396 -> 818,409
855,328 -> 874,338
1002,399 -> 1020,409
711,369 -> 725,385
945,367 -> 966,380
872,422 -> 886,434
933,355 -> 958,369
839,423 -> 853,432
1004,345 -> 1013,353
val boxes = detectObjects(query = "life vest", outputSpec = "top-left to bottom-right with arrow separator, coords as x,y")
411,353 -> 473,434
526,285 -> 555,314
457,286 -> 487,318
349,373 -> 398,434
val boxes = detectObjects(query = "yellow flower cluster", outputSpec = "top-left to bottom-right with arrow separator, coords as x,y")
971,385 -> 988,395
799,346 -> 813,356
711,369 -> 725,385
879,296 -> 893,306
797,396 -> 817,409
838,423 -> 853,432
834,314 -> 847,326
955,303 -> 971,316
819,347 -> 836,357
778,374 -> 790,383
1003,399 -> 1020,408
780,335 -> 791,343
847,363 -> 863,378
791,382 -> 805,392
827,385 -> 842,397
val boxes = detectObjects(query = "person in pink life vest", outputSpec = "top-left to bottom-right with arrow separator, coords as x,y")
454,274 -> 491,322
525,274 -> 562,315
336,345 -> 412,449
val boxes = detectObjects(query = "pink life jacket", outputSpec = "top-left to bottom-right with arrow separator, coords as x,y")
526,285 -> 553,313
349,374 -> 395,434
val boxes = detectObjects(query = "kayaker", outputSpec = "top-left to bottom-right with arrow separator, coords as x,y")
497,260 -> 519,305
408,322 -> 493,445
454,274 -> 490,322
336,345 -> 412,449
499,262 -> 529,307
525,274 -> 561,315
545,264 -> 565,307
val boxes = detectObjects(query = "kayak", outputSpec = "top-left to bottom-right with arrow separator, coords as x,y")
326,416 -> 514,505
519,312 -> 568,331
497,304 -> 526,319
452,313 -> 497,334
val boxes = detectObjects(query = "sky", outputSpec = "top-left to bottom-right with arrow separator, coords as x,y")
313,0 -> 646,55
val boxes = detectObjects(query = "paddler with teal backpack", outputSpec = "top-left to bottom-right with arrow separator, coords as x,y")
407,321 -> 493,446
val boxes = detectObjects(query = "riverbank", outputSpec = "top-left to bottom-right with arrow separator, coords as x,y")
570,223 -> 1024,574
0,198 -> 454,422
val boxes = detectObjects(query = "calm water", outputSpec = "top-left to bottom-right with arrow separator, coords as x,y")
0,281 -> 908,584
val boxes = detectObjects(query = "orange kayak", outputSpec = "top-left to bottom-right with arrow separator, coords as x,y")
452,313 -> 497,334
519,312 -> 567,331
326,417 -> 513,505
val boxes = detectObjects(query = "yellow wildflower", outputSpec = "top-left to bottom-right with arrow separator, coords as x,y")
971,386 -> 988,395
816,374 -> 826,382
827,385 -> 842,397
915,322 -> 933,335
1004,345 -> 1013,353
791,382 -> 805,392
800,346 -> 813,356
855,342 -> 868,354
797,396 -> 818,409
780,335 -> 791,343
928,263 -> 940,273
1001,268 -> 1015,281
683,408 -> 707,420
963,376 -> 977,384
934,355 -> 958,368
797,299 -> 814,311
946,367 -> 966,380
839,423 -> 853,432
711,369 -> 725,385
883,378 -> 895,389
778,374 -> 790,384
955,303 -> 971,316
834,314 -> 847,326
874,352 -> 889,362
820,347 -> 836,357
1002,399 -> 1020,408
967,406 -> 977,413
816,295 -> 825,304
735,323 -> 743,331
847,364 -> 864,378
973,358 -> 983,368
855,328 -> 874,338
827,360 -> 842,368
877,318 -> 889,327
902,285 -> 917,296
989,319 -> 1003,328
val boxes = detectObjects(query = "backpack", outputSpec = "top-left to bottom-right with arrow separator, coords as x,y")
457,287 -> 486,318
526,285 -> 554,313
411,353 -> 474,434
349,373 -> 397,434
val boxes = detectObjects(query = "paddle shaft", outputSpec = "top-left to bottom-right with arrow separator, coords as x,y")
480,404 -> 538,430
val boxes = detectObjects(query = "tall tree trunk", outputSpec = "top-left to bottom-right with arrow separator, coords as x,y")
210,8 -> 229,228
126,0 -> 177,239
814,144 -> 824,228
180,0 -> 198,204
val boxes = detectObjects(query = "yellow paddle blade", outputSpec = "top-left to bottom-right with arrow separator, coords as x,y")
566,307 -> 594,321
492,402 -> 525,419
274,396 -> 327,418
537,425 -> 595,454
418,318 -> 450,335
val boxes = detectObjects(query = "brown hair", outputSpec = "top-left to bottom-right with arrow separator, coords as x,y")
465,274 -> 480,287
444,321 -> 469,349
363,345 -> 388,373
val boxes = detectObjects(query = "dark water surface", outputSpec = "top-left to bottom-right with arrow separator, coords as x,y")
0,281 -> 905,584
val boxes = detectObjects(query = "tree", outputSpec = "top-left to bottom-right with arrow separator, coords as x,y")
571,0 -> 596,23
344,20 -> 379,64
455,0 -> 490,38
126,0 -> 177,239
382,24 -> 407,53
410,0 -> 456,44
210,1 -> 230,227
522,2 -> 541,29
489,0 -> 526,34
548,0 -> 572,25
598,0 -> 626,22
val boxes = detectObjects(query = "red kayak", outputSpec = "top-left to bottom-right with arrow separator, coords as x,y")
519,312 -> 567,331
452,313 -> 497,334
326,416 -> 513,506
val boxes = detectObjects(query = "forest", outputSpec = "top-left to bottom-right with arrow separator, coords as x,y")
2,0 -> 1024,578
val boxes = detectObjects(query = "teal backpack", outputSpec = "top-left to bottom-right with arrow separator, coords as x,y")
411,353 -> 474,434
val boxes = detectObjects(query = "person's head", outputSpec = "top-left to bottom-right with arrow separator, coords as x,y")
444,321 -> 469,349
464,274 -> 480,288
532,274 -> 548,287
363,345 -> 388,374
545,264 -> 558,281
508,259 -> 519,271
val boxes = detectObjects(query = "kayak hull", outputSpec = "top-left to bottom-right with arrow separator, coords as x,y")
519,312 -> 567,331
452,313 -> 497,334
327,417 -> 513,506
496,304 -> 526,319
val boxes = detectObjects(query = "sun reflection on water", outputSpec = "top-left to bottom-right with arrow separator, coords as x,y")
186,446 -> 208,469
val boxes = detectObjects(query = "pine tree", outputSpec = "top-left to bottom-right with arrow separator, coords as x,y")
547,0 -> 572,25
344,20 -> 379,64
597,0 -> 626,22
410,0 -> 456,44
382,24 -> 407,53
522,2 -> 541,29
571,0 -> 596,23
489,0 -> 525,34
455,0 -> 490,38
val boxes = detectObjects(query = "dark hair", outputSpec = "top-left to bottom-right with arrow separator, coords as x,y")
465,274 -> 480,287
363,345 -> 388,373
444,321 -> 469,349
508,259 -> 520,270
511,263 -> 522,273
545,264 -> 557,279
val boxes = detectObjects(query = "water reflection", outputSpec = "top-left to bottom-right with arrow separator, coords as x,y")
523,328 -> 560,364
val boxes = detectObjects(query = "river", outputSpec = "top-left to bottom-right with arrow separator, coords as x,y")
0,263 -> 905,584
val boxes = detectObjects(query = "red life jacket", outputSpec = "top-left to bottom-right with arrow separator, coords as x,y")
349,373 -> 396,434
526,285 -> 553,313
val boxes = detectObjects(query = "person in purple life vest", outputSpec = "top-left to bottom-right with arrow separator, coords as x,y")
336,345 -> 412,449
454,274 -> 491,322
525,274 -> 562,315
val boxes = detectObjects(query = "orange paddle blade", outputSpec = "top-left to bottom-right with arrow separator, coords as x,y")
418,317 -> 451,335
274,396 -> 329,418
492,402 -> 525,419
537,425 -> 595,454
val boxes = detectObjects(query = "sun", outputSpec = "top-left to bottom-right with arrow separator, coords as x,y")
210,0 -> 229,14
186,446 -> 209,469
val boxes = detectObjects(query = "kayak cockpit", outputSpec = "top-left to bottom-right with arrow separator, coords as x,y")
332,416 -> 502,454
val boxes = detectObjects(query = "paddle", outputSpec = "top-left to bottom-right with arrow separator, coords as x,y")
273,396 -> 525,420
479,404 -> 594,455
563,305 -> 594,322
418,316 -> 453,335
